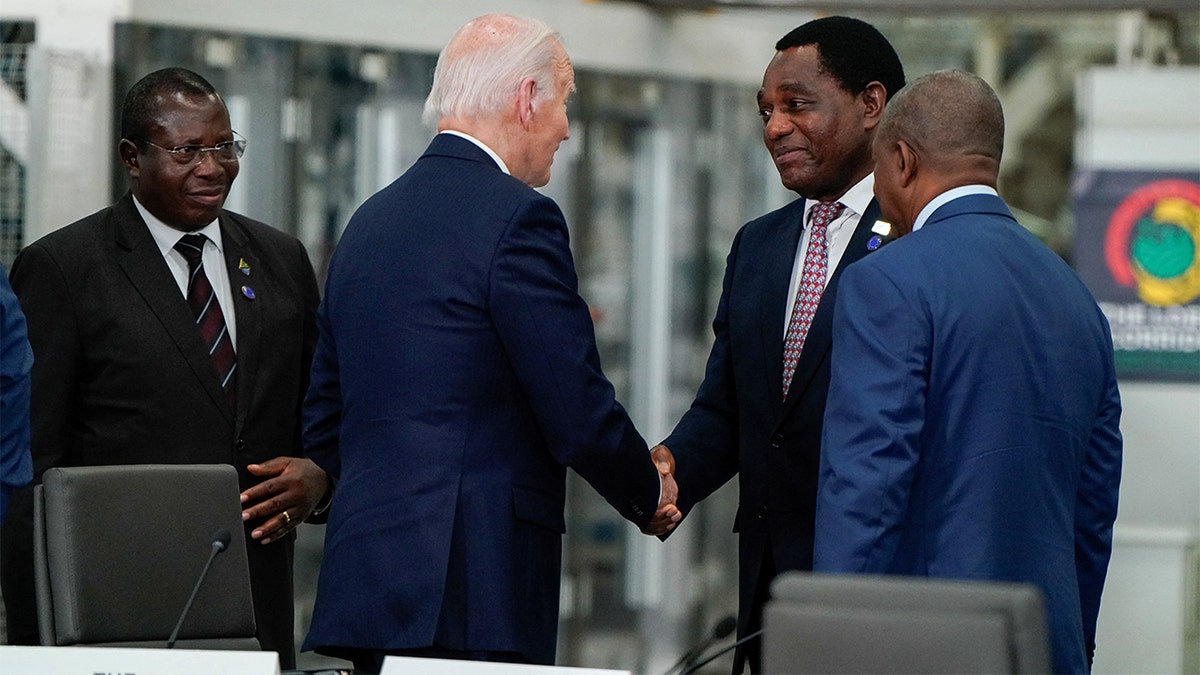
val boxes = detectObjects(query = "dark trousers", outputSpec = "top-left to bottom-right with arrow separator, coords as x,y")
734,537 -> 774,674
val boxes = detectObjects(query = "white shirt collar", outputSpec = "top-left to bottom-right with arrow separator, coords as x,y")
803,173 -> 875,225
912,185 -> 997,232
440,130 -> 510,175
134,195 -> 224,256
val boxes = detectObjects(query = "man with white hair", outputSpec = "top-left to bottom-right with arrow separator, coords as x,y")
300,14 -> 679,671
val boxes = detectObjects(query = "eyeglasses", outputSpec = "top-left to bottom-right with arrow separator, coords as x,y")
132,131 -> 247,165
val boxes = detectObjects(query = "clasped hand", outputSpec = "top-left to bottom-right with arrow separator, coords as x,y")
239,456 -> 330,544
642,444 -> 682,536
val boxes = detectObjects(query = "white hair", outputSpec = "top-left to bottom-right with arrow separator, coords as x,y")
423,14 -> 563,127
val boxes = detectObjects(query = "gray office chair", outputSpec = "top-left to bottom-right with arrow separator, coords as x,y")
764,571 -> 1051,674
34,464 -> 259,651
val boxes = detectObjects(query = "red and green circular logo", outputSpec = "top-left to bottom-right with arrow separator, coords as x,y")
1104,179 -> 1200,307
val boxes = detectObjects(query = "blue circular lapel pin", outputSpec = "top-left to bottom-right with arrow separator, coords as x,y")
241,285 -> 256,300
867,235 -> 883,251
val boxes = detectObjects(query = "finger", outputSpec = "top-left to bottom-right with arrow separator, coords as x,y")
246,456 -> 292,477
654,504 -> 681,522
254,512 -> 291,544
240,474 -> 289,504
242,492 -> 292,522
642,519 -> 676,536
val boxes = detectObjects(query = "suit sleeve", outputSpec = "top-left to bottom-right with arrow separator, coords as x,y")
662,228 -> 745,515
489,195 -> 660,529
1,243 -> 81,644
289,238 -> 321,456
1074,326 -> 1122,665
8,243 -> 80,478
0,268 -> 33,517
302,278 -> 342,480
812,260 -> 929,573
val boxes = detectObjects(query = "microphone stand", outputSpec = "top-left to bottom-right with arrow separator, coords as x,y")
680,629 -> 764,675
664,615 -> 738,675
167,530 -> 230,649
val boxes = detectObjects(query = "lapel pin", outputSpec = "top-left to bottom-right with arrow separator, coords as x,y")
238,258 -> 251,276
867,220 -> 893,251
241,285 -> 256,300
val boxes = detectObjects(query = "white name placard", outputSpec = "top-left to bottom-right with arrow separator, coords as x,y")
0,645 -> 280,675
380,656 -> 629,675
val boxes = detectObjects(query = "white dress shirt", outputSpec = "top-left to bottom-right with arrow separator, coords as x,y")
440,130 -> 511,175
912,185 -> 998,232
136,196 -> 238,348
783,173 -> 875,333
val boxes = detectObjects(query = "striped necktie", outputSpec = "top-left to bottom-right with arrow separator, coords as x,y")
174,234 -> 237,407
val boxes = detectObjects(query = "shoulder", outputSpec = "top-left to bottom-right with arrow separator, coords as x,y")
718,199 -> 803,260
16,204 -> 125,274
742,199 -> 802,238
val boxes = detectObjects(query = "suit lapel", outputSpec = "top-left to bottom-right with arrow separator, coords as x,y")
760,201 -> 806,411
112,195 -> 235,426
221,215 -> 259,435
780,199 -> 884,414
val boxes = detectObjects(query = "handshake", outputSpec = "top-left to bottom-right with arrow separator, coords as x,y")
643,444 -> 682,536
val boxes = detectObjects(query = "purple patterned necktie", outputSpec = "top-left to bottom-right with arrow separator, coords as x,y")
781,201 -> 843,399
175,234 -> 237,407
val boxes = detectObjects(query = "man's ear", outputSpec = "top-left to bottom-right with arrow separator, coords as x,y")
516,78 -> 537,130
118,138 -> 141,178
897,139 -> 918,188
861,81 -> 887,131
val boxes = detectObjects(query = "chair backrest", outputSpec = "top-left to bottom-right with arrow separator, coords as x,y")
764,572 -> 1050,674
34,464 -> 259,650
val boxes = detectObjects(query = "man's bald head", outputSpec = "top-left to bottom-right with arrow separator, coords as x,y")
870,69 -> 1006,234
878,69 -> 1004,172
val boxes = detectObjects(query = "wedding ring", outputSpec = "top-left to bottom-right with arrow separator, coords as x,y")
281,510 -> 292,526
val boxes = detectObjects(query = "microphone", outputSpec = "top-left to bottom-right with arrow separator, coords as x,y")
679,628 -> 765,675
167,529 -> 232,649
664,614 -> 737,675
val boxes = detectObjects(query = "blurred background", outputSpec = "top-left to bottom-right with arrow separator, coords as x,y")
1,1 -> 1197,673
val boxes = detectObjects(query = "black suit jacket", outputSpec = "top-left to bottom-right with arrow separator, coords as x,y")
664,196 -> 882,658
0,193 -> 319,666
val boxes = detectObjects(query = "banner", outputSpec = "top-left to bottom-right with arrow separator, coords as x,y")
1072,169 -> 1200,382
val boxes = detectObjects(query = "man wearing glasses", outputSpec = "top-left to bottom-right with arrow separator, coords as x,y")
0,67 -> 327,668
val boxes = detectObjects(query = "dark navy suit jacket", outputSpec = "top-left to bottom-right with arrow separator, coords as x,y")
301,133 -> 661,664
664,195 -> 882,652
0,266 -> 32,519
814,193 -> 1122,674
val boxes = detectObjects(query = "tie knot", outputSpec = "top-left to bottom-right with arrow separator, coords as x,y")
810,201 -> 843,229
174,234 -> 207,264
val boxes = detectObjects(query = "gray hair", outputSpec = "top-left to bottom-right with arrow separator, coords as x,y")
423,14 -> 563,127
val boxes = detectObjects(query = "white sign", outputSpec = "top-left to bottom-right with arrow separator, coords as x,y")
380,656 -> 630,675
0,645 -> 280,675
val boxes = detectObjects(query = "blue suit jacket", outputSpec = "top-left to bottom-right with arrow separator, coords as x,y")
301,133 -> 661,664
664,196 -> 882,648
814,193 -> 1122,674
0,266 -> 32,518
